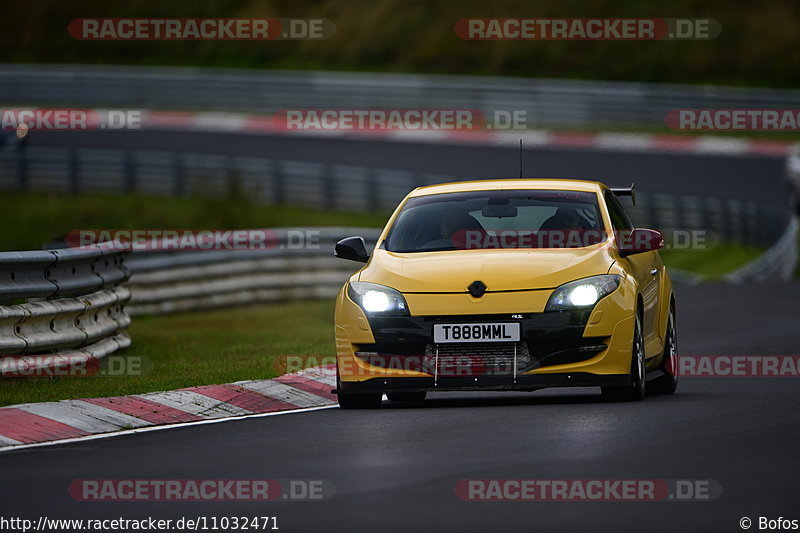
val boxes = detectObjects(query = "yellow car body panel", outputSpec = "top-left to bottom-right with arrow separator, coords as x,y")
359,244 -> 614,293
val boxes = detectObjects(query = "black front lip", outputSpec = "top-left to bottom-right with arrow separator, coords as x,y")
334,373 -> 631,394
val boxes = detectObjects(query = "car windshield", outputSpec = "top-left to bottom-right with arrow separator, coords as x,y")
384,189 -> 607,252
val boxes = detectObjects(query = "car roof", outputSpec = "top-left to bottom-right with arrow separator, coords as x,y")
408,178 -> 607,197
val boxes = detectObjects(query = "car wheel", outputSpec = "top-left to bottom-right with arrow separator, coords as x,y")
602,311 -> 646,402
649,307 -> 678,394
386,392 -> 427,403
337,392 -> 382,409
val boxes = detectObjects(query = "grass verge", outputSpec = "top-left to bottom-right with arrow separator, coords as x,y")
660,243 -> 764,279
0,300 -> 336,407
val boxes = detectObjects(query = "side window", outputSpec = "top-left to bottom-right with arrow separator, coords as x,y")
604,191 -> 633,231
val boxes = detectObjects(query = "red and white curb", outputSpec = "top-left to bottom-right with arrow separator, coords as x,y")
139,110 -> 799,158
0,365 -> 337,449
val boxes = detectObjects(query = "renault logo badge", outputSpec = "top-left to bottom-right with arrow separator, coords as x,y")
467,280 -> 487,297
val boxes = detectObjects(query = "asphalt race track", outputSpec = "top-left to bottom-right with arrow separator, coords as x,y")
3,133 -> 798,532
33,130 -> 787,206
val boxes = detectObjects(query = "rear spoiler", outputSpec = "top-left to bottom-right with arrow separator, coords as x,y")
610,183 -> 636,205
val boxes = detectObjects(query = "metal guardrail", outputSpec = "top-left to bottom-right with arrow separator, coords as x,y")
126,228 -> 380,315
0,246 -> 128,302
4,64 -> 800,127
0,145 -> 789,249
725,216 -> 799,283
0,246 -> 131,375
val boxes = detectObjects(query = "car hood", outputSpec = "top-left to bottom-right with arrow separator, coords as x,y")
359,245 -> 615,293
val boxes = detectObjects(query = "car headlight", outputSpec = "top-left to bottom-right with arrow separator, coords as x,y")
545,275 -> 620,311
348,282 -> 409,315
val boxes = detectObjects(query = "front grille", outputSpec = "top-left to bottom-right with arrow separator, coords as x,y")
356,338 -> 606,374
424,341 -> 531,376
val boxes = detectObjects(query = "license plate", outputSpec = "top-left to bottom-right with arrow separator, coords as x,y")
433,323 -> 520,343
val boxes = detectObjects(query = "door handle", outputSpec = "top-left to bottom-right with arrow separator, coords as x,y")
650,268 -> 658,276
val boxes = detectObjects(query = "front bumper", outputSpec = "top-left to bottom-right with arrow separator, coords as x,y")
335,305 -> 637,393
357,311 -> 606,373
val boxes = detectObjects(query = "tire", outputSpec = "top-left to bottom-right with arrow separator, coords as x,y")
602,311 -> 646,402
337,392 -> 382,409
386,392 -> 427,403
649,306 -> 678,394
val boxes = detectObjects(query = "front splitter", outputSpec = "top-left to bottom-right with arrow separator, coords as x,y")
335,373 -> 631,394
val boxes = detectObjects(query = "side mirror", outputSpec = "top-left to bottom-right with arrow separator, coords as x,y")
334,236 -> 369,263
617,229 -> 664,257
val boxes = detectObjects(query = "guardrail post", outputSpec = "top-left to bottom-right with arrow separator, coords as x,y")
753,204 -> 775,248
13,134 -> 28,192
172,152 -> 184,196
633,193 -> 650,228
225,155 -> 235,195
367,168 -> 379,212
716,198 -> 728,243
68,148 -> 79,194
273,159 -> 285,204
743,201 -> 757,246
651,195 -> 661,230
322,163 -> 335,209
123,150 -> 136,193
756,206 -> 771,246
673,195 -> 687,239
697,196 -> 710,238
727,199 -> 742,244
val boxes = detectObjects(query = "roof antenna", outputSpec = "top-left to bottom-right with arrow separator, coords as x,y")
519,139 -> 523,178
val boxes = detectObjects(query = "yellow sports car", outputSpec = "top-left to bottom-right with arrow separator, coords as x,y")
332,179 -> 678,408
